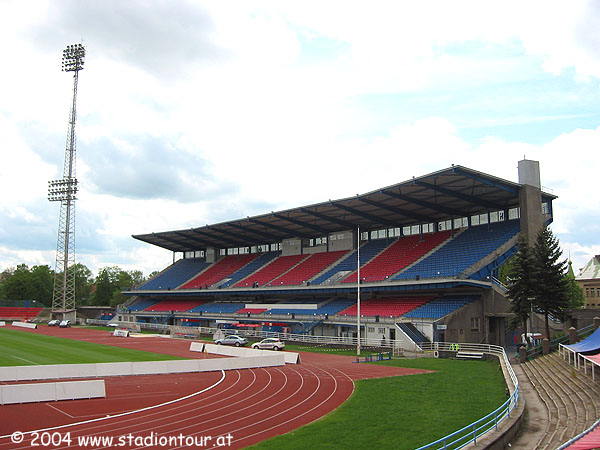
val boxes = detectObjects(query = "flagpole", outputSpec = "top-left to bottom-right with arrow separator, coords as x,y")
357,226 -> 361,356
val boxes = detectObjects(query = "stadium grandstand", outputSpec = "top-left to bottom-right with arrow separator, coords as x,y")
116,160 -> 555,350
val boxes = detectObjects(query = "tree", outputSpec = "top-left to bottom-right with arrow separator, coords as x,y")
566,260 -> 585,309
532,226 -> 570,341
506,234 -> 536,345
90,266 -> 147,307
0,264 -> 30,300
72,263 -> 93,305
29,265 -> 54,306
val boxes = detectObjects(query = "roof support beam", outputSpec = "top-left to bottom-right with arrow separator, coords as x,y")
248,218 -> 311,239
381,189 -> 463,217
451,166 -> 519,195
227,222 -> 277,242
414,180 -> 506,210
189,228 -> 247,248
331,201 -> 398,227
271,212 -> 330,235
300,208 -> 356,230
357,197 -> 431,223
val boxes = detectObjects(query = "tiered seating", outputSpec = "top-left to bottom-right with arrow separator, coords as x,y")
343,231 -> 451,283
138,259 -> 210,290
338,296 -> 432,317
234,254 -> 308,287
180,254 -> 256,289
269,250 -> 348,286
223,252 -> 279,287
394,220 -> 520,280
403,296 -> 478,319
0,307 -> 43,320
126,299 -> 160,311
144,300 -> 206,312
189,302 -> 245,314
312,239 -> 392,285
268,298 -> 355,316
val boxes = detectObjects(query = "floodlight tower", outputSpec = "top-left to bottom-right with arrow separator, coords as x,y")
48,43 -> 85,320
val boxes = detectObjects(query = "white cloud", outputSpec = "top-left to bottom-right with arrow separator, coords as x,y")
1,0 -> 599,279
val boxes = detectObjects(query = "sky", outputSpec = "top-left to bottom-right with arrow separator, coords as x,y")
1,0 -> 600,279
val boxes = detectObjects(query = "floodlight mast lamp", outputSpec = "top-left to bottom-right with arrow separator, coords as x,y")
48,43 -> 85,318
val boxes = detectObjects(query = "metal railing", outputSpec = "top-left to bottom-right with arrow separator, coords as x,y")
415,343 -> 519,450
527,324 -> 594,359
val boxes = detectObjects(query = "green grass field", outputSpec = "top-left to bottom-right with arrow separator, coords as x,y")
249,358 -> 507,450
0,327 -> 184,366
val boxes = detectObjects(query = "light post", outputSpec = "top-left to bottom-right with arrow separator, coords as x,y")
49,43 -> 85,319
357,226 -> 361,356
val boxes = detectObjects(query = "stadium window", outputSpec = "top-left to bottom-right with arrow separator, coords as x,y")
542,202 -> 549,214
360,231 -> 369,241
378,327 -> 385,334
480,214 -> 489,225
508,208 -> 520,220
411,225 -> 420,235
403,226 -> 411,235
377,229 -> 386,239
368,327 -> 375,333
471,317 -> 481,332
220,248 -> 226,256
423,223 -> 434,233
490,211 -> 499,223
471,215 -> 480,226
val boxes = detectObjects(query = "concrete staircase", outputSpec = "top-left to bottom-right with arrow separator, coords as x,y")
518,352 -> 600,449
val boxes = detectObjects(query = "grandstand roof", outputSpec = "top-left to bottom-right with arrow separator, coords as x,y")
133,165 -> 557,252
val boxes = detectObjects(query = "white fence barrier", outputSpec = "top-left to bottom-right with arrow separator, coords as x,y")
12,321 -> 37,329
0,354 -> 287,382
0,380 -> 105,405
112,329 -> 130,337
195,342 -> 301,364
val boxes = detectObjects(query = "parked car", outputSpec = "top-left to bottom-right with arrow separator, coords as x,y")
59,320 -> 71,328
251,338 -> 285,351
214,335 -> 248,347
48,319 -> 60,326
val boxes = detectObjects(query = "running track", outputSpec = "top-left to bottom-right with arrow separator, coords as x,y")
0,327 -> 429,449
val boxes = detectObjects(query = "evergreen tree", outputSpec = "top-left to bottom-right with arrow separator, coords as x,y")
566,260 -> 584,309
532,226 -> 570,340
506,234 -> 536,345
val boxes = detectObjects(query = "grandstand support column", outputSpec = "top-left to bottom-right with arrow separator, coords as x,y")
48,43 -> 85,321
357,226 -> 361,356
518,159 -> 543,243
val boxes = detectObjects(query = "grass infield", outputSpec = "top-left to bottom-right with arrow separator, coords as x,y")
249,357 -> 507,450
0,327 -> 184,366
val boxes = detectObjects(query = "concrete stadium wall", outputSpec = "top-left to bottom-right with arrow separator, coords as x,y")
194,342 -> 300,364
12,321 -> 37,329
0,379 -> 105,405
0,354 -> 289,382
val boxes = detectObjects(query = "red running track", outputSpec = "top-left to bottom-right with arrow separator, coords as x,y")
0,326 -> 429,449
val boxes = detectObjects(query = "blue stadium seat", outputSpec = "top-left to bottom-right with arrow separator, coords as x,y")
394,220 -> 519,280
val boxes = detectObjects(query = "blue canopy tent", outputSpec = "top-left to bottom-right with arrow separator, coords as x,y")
560,327 -> 600,368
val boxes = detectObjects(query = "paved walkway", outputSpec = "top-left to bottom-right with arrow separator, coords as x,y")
506,363 -> 549,449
